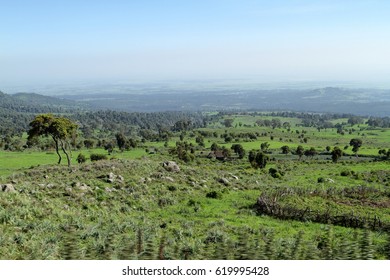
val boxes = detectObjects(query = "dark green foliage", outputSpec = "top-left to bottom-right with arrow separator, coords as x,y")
304,147 -> 317,158
28,114 -> 78,167
231,144 -> 246,159
317,177 -> 325,183
331,146 -> 343,163
249,151 -> 268,169
295,145 -> 304,159
260,142 -> 270,152
269,167 -> 283,179
340,170 -> 351,176
281,145 -> 290,155
90,154 -> 108,161
206,191 -> 222,199
76,153 -> 87,164
350,138 -> 363,157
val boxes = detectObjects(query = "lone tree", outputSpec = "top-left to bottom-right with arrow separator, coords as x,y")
331,146 -> 343,163
349,138 -> 363,157
28,114 -> 78,167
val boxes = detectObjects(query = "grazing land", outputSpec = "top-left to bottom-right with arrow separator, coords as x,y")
1,101 -> 389,259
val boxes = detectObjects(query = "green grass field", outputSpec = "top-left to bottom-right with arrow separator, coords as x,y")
0,114 -> 389,259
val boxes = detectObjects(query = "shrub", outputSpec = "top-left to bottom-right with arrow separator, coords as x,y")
340,170 -> 351,177
206,191 -> 222,199
76,153 -> 87,164
269,168 -> 283,179
90,154 -> 108,161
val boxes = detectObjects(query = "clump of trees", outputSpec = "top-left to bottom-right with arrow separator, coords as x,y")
248,151 -> 268,169
231,144 -> 246,159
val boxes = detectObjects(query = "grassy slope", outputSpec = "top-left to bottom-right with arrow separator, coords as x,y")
0,114 -> 389,259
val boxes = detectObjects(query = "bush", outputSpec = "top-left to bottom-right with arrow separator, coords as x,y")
269,167 -> 284,179
340,170 -> 351,176
90,154 -> 108,161
206,191 -> 222,199
76,153 -> 87,164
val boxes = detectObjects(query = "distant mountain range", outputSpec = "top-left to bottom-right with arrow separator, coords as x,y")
1,86 -> 389,116
0,91 -> 88,114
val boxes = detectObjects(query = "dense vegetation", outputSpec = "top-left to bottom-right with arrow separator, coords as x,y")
1,91 -> 390,260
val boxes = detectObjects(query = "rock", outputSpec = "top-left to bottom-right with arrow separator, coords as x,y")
78,183 -> 91,192
229,174 -> 239,180
1,184 -> 16,193
162,161 -> 180,172
325,178 -> 335,183
107,172 -> 116,183
98,173 -> 123,183
164,176 -> 175,182
218,178 -> 230,186
117,175 -> 124,182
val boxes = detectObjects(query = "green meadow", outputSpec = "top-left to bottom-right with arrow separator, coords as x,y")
0,113 -> 389,259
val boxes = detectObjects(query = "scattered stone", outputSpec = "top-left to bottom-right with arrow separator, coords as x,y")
46,183 -> 55,188
1,184 -> 16,193
78,183 -> 91,192
117,175 -> 124,183
162,161 -> 180,172
65,187 -> 73,194
107,172 -> 116,183
98,173 -> 124,183
218,178 -> 230,186
325,178 -> 335,183
163,176 -> 175,183
229,174 -> 239,180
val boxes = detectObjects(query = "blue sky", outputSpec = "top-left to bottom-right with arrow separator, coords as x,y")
1,0 -> 390,87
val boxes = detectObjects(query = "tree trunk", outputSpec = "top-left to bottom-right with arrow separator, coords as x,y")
53,137 -> 62,164
60,139 -> 72,167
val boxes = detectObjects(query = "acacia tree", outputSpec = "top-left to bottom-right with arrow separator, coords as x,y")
28,114 -> 78,167
350,138 -> 363,157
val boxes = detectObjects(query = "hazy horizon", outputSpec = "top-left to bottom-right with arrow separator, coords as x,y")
2,0 -> 390,90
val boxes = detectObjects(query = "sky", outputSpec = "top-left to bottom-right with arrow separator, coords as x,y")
1,0 -> 390,89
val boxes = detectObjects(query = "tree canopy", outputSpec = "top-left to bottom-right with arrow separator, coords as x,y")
28,114 -> 78,167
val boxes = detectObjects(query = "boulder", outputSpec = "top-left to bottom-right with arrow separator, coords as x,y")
1,184 -> 16,193
218,178 -> 230,186
162,161 -> 180,172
